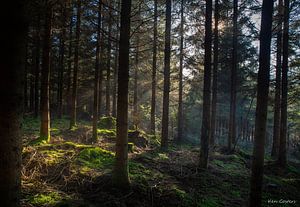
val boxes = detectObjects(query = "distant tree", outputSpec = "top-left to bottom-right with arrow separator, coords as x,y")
278,0 -> 290,169
112,0 -> 131,188
199,0 -> 212,169
161,0 -> 172,150
249,0 -> 274,205
70,0 -> 81,128
0,1 -> 28,205
40,1 -> 53,142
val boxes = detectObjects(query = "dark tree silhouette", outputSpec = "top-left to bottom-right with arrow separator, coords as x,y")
0,0 -> 28,205
278,0 -> 290,169
199,0 -> 212,169
112,0 -> 132,189
161,0 -> 172,150
249,0 -> 274,205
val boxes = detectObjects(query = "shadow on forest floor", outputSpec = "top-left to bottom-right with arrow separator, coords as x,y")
21,118 -> 300,207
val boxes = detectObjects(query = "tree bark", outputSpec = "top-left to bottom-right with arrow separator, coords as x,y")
249,0 -> 274,205
228,0 -> 238,151
210,0 -> 219,147
112,0 -> 131,189
133,37 -> 139,129
112,0 -> 120,118
271,0 -> 283,158
92,0 -> 102,142
199,0 -> 212,169
40,3 -> 53,142
34,15 -> 41,118
106,2 -> 113,116
278,0 -> 290,169
0,1 -> 28,205
66,3 -> 73,115
161,0 -> 172,150
150,0 -> 158,135
177,0 -> 184,144
57,2 -> 67,118
70,0 -> 81,128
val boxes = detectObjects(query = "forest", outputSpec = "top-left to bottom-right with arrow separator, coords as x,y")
1,0 -> 300,206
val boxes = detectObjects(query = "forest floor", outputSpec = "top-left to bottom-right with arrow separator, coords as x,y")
21,117 -> 300,207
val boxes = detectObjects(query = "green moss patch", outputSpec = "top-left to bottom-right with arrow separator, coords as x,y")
98,116 -> 116,129
77,147 -> 114,170
28,192 -> 62,206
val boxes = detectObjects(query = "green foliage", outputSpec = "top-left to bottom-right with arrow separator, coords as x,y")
29,192 -> 62,206
77,147 -> 114,169
198,197 -> 220,207
98,116 -> 116,129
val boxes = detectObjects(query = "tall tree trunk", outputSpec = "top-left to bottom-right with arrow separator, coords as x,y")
271,0 -> 283,158
98,21 -> 105,117
112,0 -> 131,189
249,0 -> 274,205
29,61 -> 35,112
24,44 -> 28,111
278,0 -> 290,168
112,0 -> 120,118
210,0 -> 219,147
57,2 -> 67,118
34,14 -> 41,118
66,3 -> 73,115
40,3 -> 53,142
70,0 -> 81,128
228,0 -> 238,151
92,0 -> 102,142
106,3 -> 113,116
150,0 -> 158,135
161,0 -> 172,150
133,36 -> 139,129
0,1 -> 28,205
199,0 -> 212,169
177,0 -> 184,144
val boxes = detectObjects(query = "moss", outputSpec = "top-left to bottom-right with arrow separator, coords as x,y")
198,197 -> 220,207
77,147 -> 114,169
98,116 -> 116,129
231,190 -> 241,198
29,192 -> 62,206
97,129 -> 116,138
157,153 -> 169,160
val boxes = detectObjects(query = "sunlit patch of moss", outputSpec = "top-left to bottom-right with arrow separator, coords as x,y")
77,147 -> 114,170
157,153 -> 169,160
70,125 -> 78,131
59,141 -> 92,149
198,197 -> 220,207
40,149 -> 75,164
97,129 -> 116,138
28,192 -> 62,206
